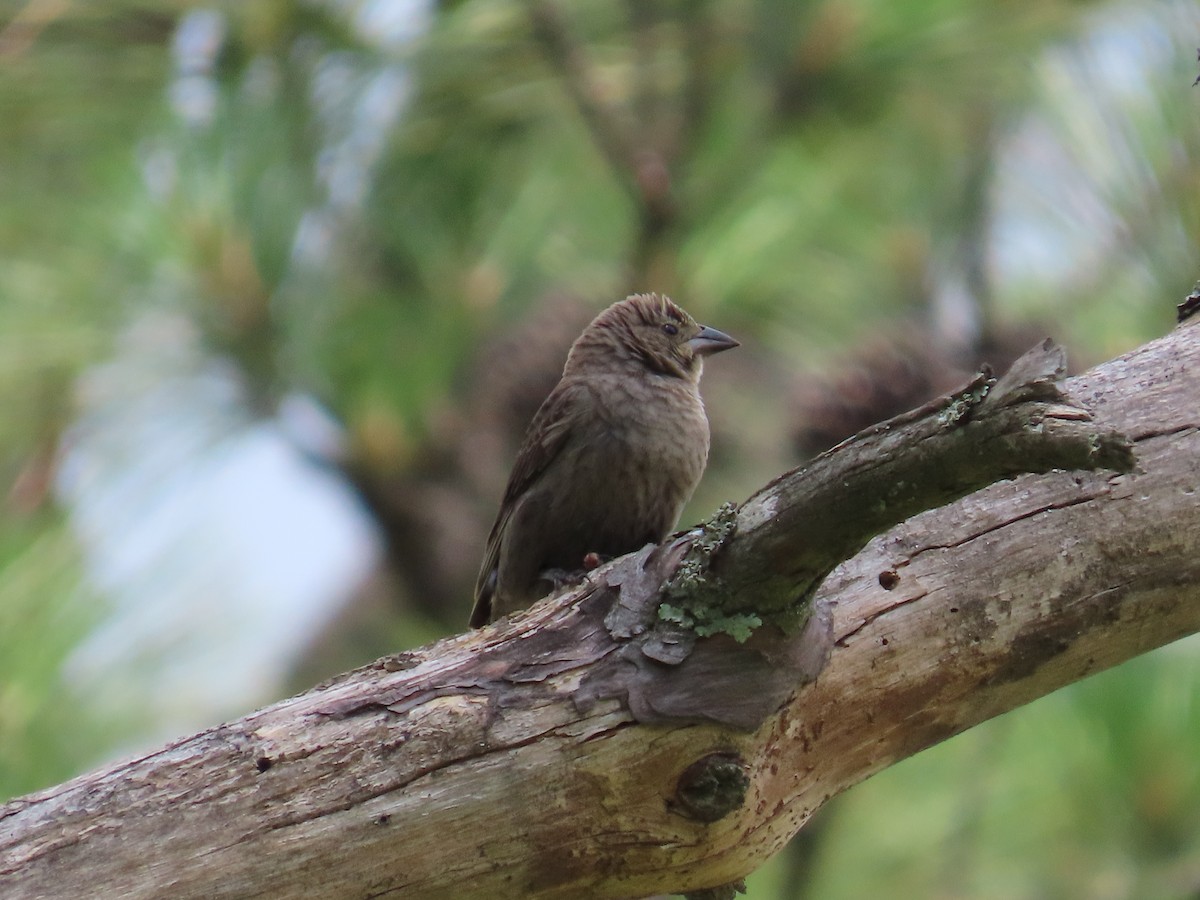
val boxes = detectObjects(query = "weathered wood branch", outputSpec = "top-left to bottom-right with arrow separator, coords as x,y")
2,323 -> 1198,900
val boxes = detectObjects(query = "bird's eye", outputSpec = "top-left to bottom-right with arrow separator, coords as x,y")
662,322 -> 679,336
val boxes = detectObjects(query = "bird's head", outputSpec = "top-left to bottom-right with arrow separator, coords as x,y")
566,293 -> 739,381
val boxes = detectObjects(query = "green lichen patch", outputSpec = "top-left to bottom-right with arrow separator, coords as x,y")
936,374 -> 994,427
659,503 -> 764,642
658,602 -> 762,643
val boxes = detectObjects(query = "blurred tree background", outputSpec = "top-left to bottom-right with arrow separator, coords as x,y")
2,0 -> 1199,896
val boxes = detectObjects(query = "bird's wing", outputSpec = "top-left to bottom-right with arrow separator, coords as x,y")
470,379 -> 587,627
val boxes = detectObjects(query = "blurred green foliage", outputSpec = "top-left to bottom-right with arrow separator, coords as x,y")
1,0 -> 1199,896
0,513 -> 107,797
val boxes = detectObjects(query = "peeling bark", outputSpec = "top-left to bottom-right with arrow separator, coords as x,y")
1,324 -> 1197,900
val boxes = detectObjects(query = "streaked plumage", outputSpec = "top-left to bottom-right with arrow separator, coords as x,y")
470,293 -> 737,627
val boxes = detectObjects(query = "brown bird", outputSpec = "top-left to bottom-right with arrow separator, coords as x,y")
470,293 -> 738,627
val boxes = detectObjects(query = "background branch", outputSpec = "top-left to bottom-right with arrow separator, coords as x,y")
524,0 -> 650,208
524,0 -> 678,282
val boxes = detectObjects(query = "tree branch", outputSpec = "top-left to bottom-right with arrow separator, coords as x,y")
523,0 -> 677,281
2,324 -> 1197,900
524,0 -> 655,211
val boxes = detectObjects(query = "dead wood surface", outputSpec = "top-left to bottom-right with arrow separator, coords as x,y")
1,323 -> 1197,900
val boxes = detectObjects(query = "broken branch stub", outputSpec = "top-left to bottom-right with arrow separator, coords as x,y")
693,339 -> 1132,627
571,340 -> 1134,731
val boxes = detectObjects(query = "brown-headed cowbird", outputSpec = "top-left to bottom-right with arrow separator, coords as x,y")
470,293 -> 738,627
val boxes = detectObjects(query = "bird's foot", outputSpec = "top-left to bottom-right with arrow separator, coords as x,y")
537,567 -> 585,593
537,555 -> 609,594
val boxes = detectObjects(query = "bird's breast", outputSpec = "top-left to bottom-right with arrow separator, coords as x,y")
504,369 -> 713,588
604,375 -> 710,481
561,372 -> 709,535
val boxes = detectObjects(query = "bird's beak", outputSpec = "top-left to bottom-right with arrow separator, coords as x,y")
688,325 -> 739,356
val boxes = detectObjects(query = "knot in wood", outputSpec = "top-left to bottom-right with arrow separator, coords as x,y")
671,753 -> 750,823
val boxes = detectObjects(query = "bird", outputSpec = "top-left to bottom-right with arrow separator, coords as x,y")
470,292 -> 738,627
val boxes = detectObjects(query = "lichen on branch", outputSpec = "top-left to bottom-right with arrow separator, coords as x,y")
651,340 -> 1134,645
